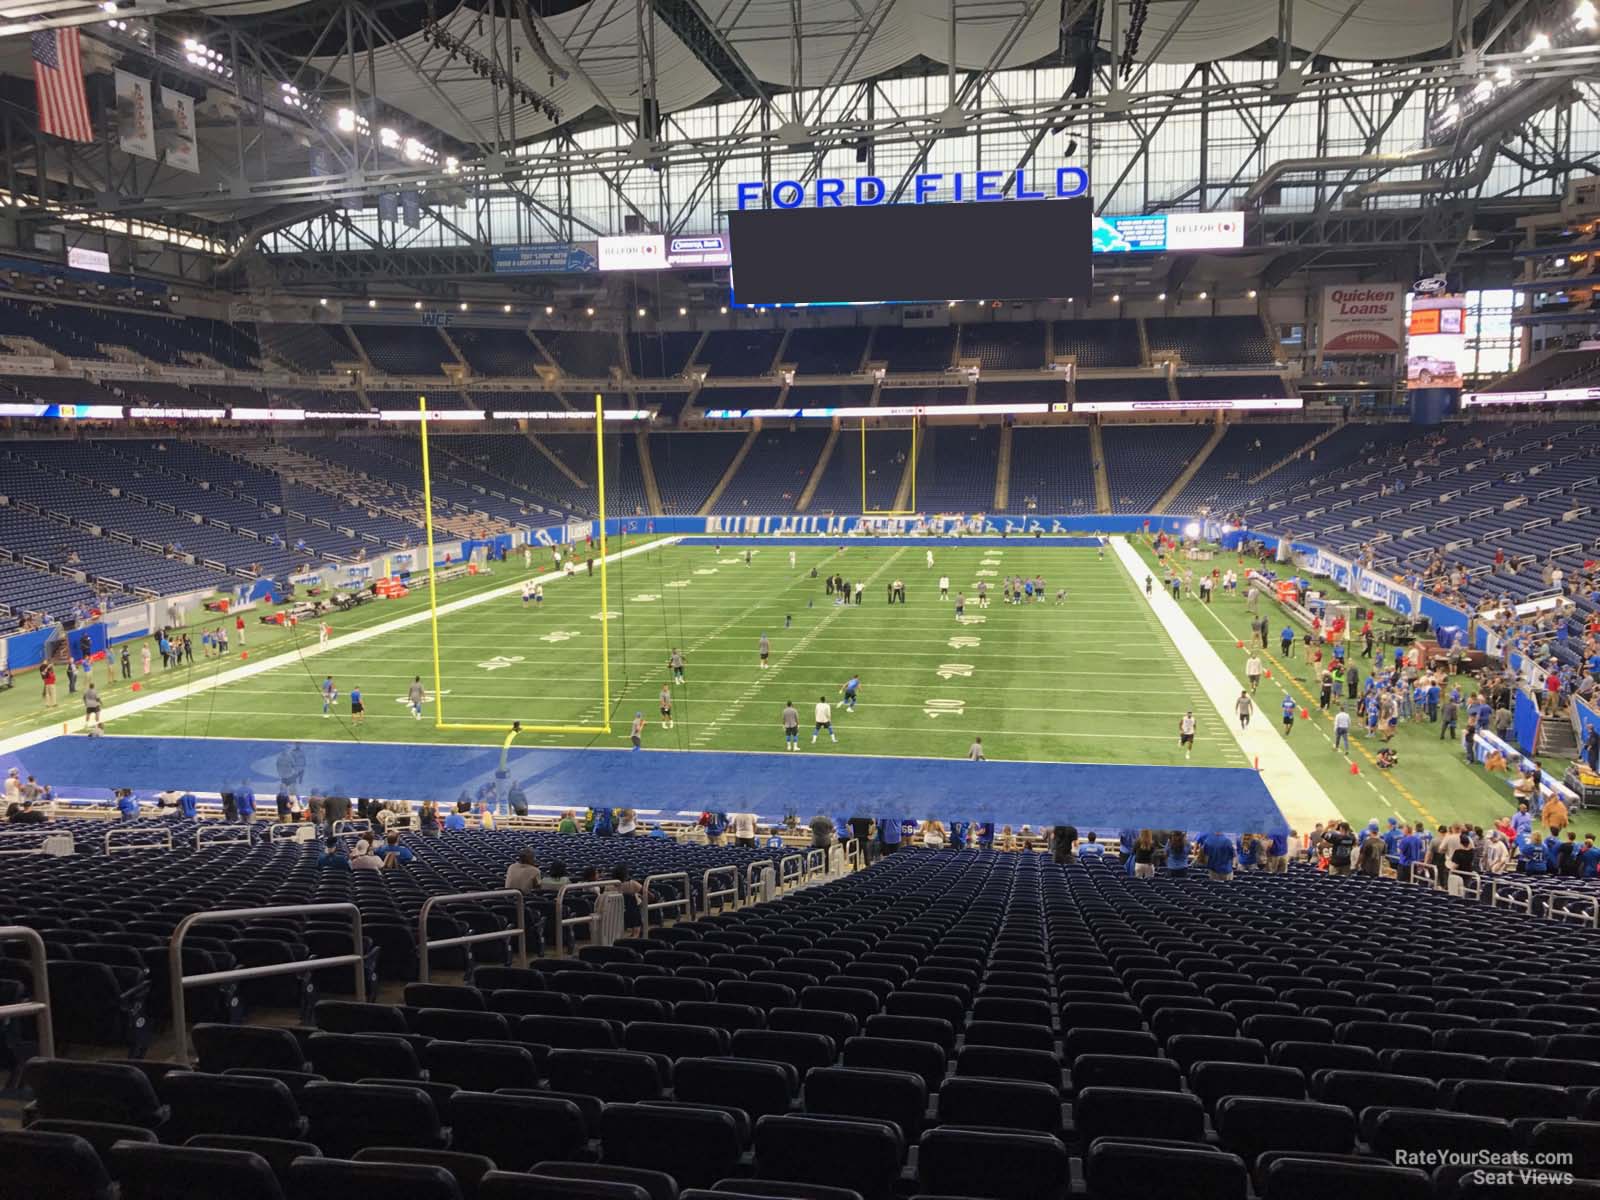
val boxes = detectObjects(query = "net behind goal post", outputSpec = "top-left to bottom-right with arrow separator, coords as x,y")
416,392 -> 613,737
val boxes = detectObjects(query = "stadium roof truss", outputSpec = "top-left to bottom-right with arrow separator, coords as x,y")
1,0 -> 1597,289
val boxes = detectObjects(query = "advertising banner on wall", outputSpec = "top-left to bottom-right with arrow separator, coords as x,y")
491,242 -> 598,274
1320,284 -> 1405,355
1406,293 -> 1466,390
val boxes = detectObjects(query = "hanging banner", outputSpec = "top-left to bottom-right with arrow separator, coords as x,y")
401,190 -> 421,229
377,193 -> 398,223
114,69 -> 156,160
158,88 -> 199,174
1320,284 -> 1405,355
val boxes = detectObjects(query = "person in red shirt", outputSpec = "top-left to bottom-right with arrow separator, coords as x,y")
235,613 -> 246,646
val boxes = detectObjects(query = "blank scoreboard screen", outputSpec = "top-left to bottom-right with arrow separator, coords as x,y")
728,197 -> 1093,305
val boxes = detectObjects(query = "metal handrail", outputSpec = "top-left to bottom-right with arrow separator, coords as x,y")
417,889 -> 529,983
805,848 -> 826,879
106,827 -> 173,855
551,880 -> 621,957
0,832 -> 73,857
701,865 -> 739,914
169,902 -> 364,1062
331,819 -> 372,836
1490,877 -> 1533,914
196,825 -> 254,850
1545,889 -> 1600,928
1452,870 -> 1485,902
745,859 -> 775,893
641,872 -> 692,935
269,822 -> 309,842
844,838 -> 862,871
0,926 -> 54,1058
778,854 -> 804,889
1408,862 -> 1438,890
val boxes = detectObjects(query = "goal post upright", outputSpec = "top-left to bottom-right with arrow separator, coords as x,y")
416,391 -> 614,737
861,414 -> 918,517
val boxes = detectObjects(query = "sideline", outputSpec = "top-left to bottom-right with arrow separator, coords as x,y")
1109,536 -> 1330,834
0,537 -> 678,760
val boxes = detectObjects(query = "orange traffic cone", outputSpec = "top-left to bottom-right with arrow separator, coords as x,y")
240,651 -> 248,661
130,682 -> 141,692
1300,708 -> 1310,719
1349,762 -> 1360,775
1265,669 -> 1272,678
1236,640 -> 1244,648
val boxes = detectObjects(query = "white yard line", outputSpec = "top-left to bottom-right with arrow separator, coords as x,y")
0,537 -> 677,759
1109,536 -> 1329,834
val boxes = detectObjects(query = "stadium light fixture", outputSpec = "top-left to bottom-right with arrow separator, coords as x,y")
413,301 -> 423,310
586,307 -> 596,316
100,1 -> 117,11
544,305 -> 554,315
379,127 -> 401,150
678,306 -> 687,316
1157,292 -> 1167,301
719,306 -> 728,314
403,138 -> 425,162
637,307 -> 646,317
1198,291 -> 1208,300
503,304 -> 512,313
1111,293 -> 1120,303
1576,1 -> 1597,31
336,108 -> 359,133
444,157 -> 460,174
367,299 -> 377,308
1526,31 -> 1550,56
319,297 -> 328,306
459,302 -> 469,311
1248,289 -> 1258,299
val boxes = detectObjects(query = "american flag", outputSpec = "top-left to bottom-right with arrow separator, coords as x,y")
32,29 -> 94,143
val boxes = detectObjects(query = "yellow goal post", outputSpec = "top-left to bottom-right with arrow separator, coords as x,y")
860,415 -> 918,516
417,392 -> 613,736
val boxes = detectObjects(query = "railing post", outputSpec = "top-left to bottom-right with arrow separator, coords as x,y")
778,854 -> 804,890
641,872 -> 692,936
417,889 -> 529,984
700,865 -> 739,914
1408,862 -> 1438,890
105,827 -> 173,855
804,849 -> 826,880
1490,878 -> 1533,914
551,880 -> 621,956
1546,890 -> 1600,928
844,837 -> 861,871
0,927 -> 53,1059
169,902 -> 364,1063
195,825 -> 254,851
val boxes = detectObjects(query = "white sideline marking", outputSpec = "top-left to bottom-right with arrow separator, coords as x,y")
0,537 -> 678,760
1108,536 -> 1329,834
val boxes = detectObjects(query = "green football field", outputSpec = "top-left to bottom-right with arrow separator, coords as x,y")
103,540 -> 1247,768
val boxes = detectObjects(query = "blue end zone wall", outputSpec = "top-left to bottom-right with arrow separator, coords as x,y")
6,735 -> 1289,835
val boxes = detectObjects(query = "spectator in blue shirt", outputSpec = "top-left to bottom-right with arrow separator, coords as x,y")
1425,682 -> 1441,721
116,789 -> 139,821
1515,829 -> 1546,872
377,832 -> 414,867
1511,803 -> 1533,840
235,785 -> 255,823
1578,836 -> 1600,878
443,808 -> 467,832
879,816 -> 901,855
1263,830 -> 1289,873
1280,627 -> 1295,657
1396,824 -> 1426,882
1077,832 -> 1105,858
317,838 -> 349,871
1381,816 -> 1403,857
1166,831 -> 1189,873
1203,833 -> 1236,880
